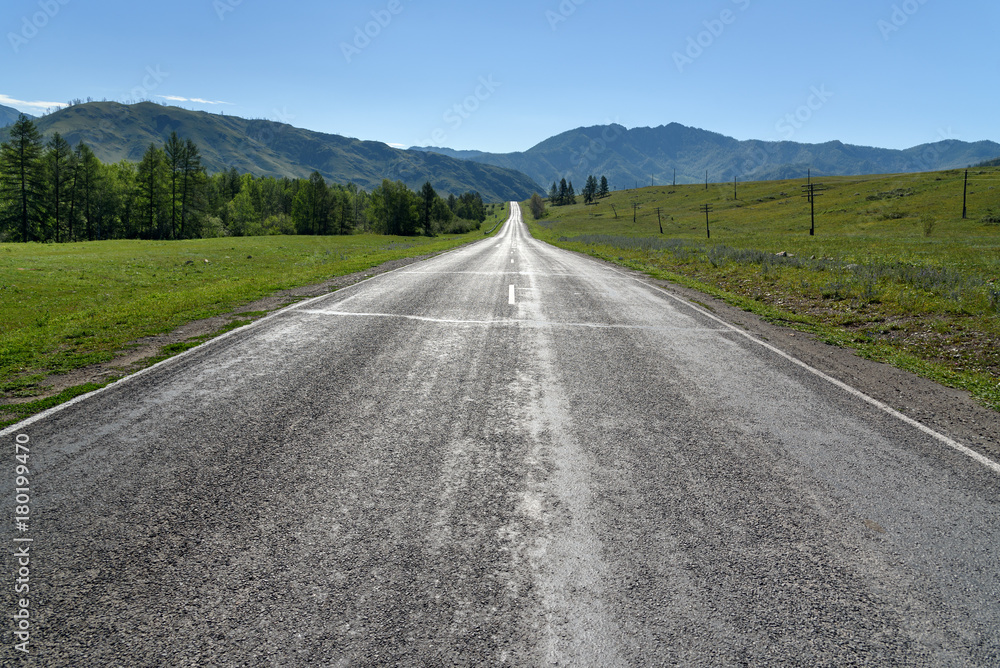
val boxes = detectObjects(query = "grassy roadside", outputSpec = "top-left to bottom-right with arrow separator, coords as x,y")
525,168 -> 1000,410
1,224 -> 505,427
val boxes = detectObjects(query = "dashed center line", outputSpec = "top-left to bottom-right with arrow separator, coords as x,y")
509,285 -> 516,305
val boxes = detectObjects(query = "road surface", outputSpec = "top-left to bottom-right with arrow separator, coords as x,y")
3,204 -> 999,665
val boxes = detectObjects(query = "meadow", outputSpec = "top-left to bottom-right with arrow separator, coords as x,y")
526,169 -> 1000,409
0,203 -> 508,427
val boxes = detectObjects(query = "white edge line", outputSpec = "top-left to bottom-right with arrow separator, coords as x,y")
0,220 -> 515,439
561,247 -> 1000,476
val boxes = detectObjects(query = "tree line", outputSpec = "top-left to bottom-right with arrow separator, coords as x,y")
547,175 -> 609,206
0,115 -> 489,243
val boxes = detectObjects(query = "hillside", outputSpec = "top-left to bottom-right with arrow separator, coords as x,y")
0,104 -> 33,128
0,102 -> 540,202
412,123 -> 1000,191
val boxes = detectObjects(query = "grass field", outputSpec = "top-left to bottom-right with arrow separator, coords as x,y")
526,169 -> 1000,410
0,206 -> 508,427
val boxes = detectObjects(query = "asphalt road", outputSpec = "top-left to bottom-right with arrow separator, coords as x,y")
3,204 -> 999,666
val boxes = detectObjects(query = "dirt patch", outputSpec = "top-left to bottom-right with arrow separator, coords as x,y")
0,253 -> 437,413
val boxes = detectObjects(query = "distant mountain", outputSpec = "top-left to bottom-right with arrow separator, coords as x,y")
412,123 -> 1000,190
0,102 -> 540,202
0,104 -> 33,128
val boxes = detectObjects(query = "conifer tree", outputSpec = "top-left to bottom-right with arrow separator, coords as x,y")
0,115 -> 46,242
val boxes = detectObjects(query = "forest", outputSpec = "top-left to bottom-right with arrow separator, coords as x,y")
0,115 -> 490,243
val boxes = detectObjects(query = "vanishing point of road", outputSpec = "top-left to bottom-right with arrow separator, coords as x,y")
3,204 -> 998,665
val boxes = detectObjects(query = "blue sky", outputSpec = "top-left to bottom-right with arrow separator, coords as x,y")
3,0 -> 998,153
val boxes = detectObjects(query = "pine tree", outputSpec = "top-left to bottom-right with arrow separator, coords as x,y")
548,182 -> 558,203
599,175 -> 609,198
135,143 -> 166,239
583,175 -> 598,204
558,178 -> 569,206
74,143 -> 102,240
46,132 -> 74,243
420,181 -> 437,234
179,139 -> 206,238
0,115 -> 46,242
164,132 -> 185,239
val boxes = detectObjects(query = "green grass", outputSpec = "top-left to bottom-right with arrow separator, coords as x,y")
1,228 -> 498,422
526,168 -> 1000,410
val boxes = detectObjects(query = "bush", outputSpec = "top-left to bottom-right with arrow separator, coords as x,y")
444,218 -> 481,234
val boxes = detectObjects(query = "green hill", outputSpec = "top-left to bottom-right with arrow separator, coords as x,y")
527,167 -> 1000,409
413,123 -> 1000,192
0,104 -> 32,128
0,102 -> 541,202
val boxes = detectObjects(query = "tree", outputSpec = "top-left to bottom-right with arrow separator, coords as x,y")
164,131 -> 184,239
292,171 -> 331,235
599,175 -> 609,199
548,182 -> 558,203
46,132 -> 74,242
135,143 -> 166,239
0,115 -> 46,242
179,139 -> 206,238
368,179 -> 418,236
582,175 -> 598,204
419,181 -> 437,235
74,142 -> 102,239
529,192 -> 545,220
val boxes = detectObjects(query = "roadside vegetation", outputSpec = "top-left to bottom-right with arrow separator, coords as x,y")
0,115 -> 492,243
0,226 -> 502,427
526,168 -> 1000,410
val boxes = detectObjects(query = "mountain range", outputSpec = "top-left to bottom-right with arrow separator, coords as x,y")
0,102 -> 540,203
411,123 -> 1000,190
3,101 -> 999,202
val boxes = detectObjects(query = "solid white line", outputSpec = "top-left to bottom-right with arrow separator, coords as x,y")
595,265 -> 1000,476
509,285 -> 516,305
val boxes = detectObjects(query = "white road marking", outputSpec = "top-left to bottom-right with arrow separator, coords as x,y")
509,285 -> 516,305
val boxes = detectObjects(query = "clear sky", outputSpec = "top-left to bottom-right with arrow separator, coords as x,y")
3,0 -> 997,153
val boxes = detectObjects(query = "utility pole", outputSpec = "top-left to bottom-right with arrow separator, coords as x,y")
963,169 -> 969,219
801,181 -> 828,236
673,168 -> 676,187
700,204 -> 713,239
633,202 -> 637,223
734,175 -> 738,201
656,207 -> 663,234
611,204 -> 618,219
705,170 -> 708,190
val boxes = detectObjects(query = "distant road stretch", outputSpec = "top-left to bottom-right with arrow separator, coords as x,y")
3,203 -> 998,665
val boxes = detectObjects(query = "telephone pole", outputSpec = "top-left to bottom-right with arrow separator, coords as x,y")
963,169 -> 969,219
656,207 -> 663,234
801,181 -> 828,236
700,204 -> 713,239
